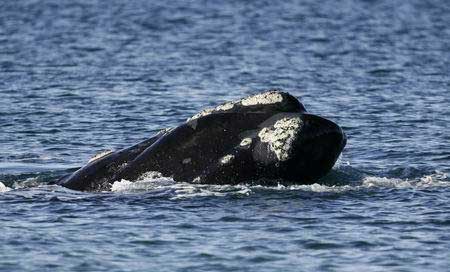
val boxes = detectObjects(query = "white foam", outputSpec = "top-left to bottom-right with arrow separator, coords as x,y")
269,171 -> 449,192
12,177 -> 41,189
111,172 -> 175,193
0,182 -> 11,193
110,171 -> 251,198
333,154 -> 344,169
170,184 -> 252,200
108,169 -> 449,198
111,179 -> 174,192
112,171 -> 164,192
361,172 -> 449,189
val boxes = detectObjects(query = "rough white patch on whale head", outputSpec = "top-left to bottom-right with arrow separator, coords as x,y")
88,150 -> 113,163
216,102 -> 235,111
158,127 -> 173,135
240,137 -> 252,148
182,158 -> 192,164
241,91 -> 284,106
188,108 -> 214,122
258,117 -> 302,161
220,154 -> 235,164
187,101 -> 236,122
187,91 -> 285,122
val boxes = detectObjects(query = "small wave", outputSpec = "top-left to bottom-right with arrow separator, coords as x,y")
110,172 -> 252,199
111,172 -> 176,193
0,177 -> 42,192
111,178 -> 252,200
268,171 -> 449,192
107,169 -> 449,199
0,168 -> 75,192
362,171 -> 449,189
13,177 -> 43,189
2,166 -> 448,198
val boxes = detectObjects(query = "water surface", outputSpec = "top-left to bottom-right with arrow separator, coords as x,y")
1,0 -> 449,271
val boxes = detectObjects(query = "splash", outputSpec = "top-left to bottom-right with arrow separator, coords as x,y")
362,171 -> 449,189
269,171 -> 449,193
110,171 -> 252,199
0,182 -> 11,193
2,167 -> 448,198
107,168 -> 449,199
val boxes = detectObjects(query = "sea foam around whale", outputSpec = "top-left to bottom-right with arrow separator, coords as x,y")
107,167 -> 449,200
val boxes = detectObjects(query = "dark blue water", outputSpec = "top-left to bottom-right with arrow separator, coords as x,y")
1,0 -> 450,271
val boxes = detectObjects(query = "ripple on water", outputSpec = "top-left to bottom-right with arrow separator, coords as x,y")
1,0 -> 450,271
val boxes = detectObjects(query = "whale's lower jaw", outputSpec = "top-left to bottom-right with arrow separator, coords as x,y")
56,91 -> 347,192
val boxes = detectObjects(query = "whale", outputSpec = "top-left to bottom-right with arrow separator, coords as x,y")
57,90 -> 346,191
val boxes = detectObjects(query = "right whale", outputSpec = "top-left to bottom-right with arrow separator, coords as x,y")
57,90 -> 346,191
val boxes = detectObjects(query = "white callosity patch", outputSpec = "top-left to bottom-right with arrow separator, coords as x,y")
258,117 -> 302,161
241,91 -> 284,106
154,127 -> 173,137
187,91 -> 285,121
187,101 -> 236,122
187,108 -> 215,122
216,102 -> 235,111
88,150 -> 113,163
220,154 -> 235,164
240,138 -> 252,148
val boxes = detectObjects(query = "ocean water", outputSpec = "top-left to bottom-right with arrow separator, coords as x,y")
1,0 -> 449,271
